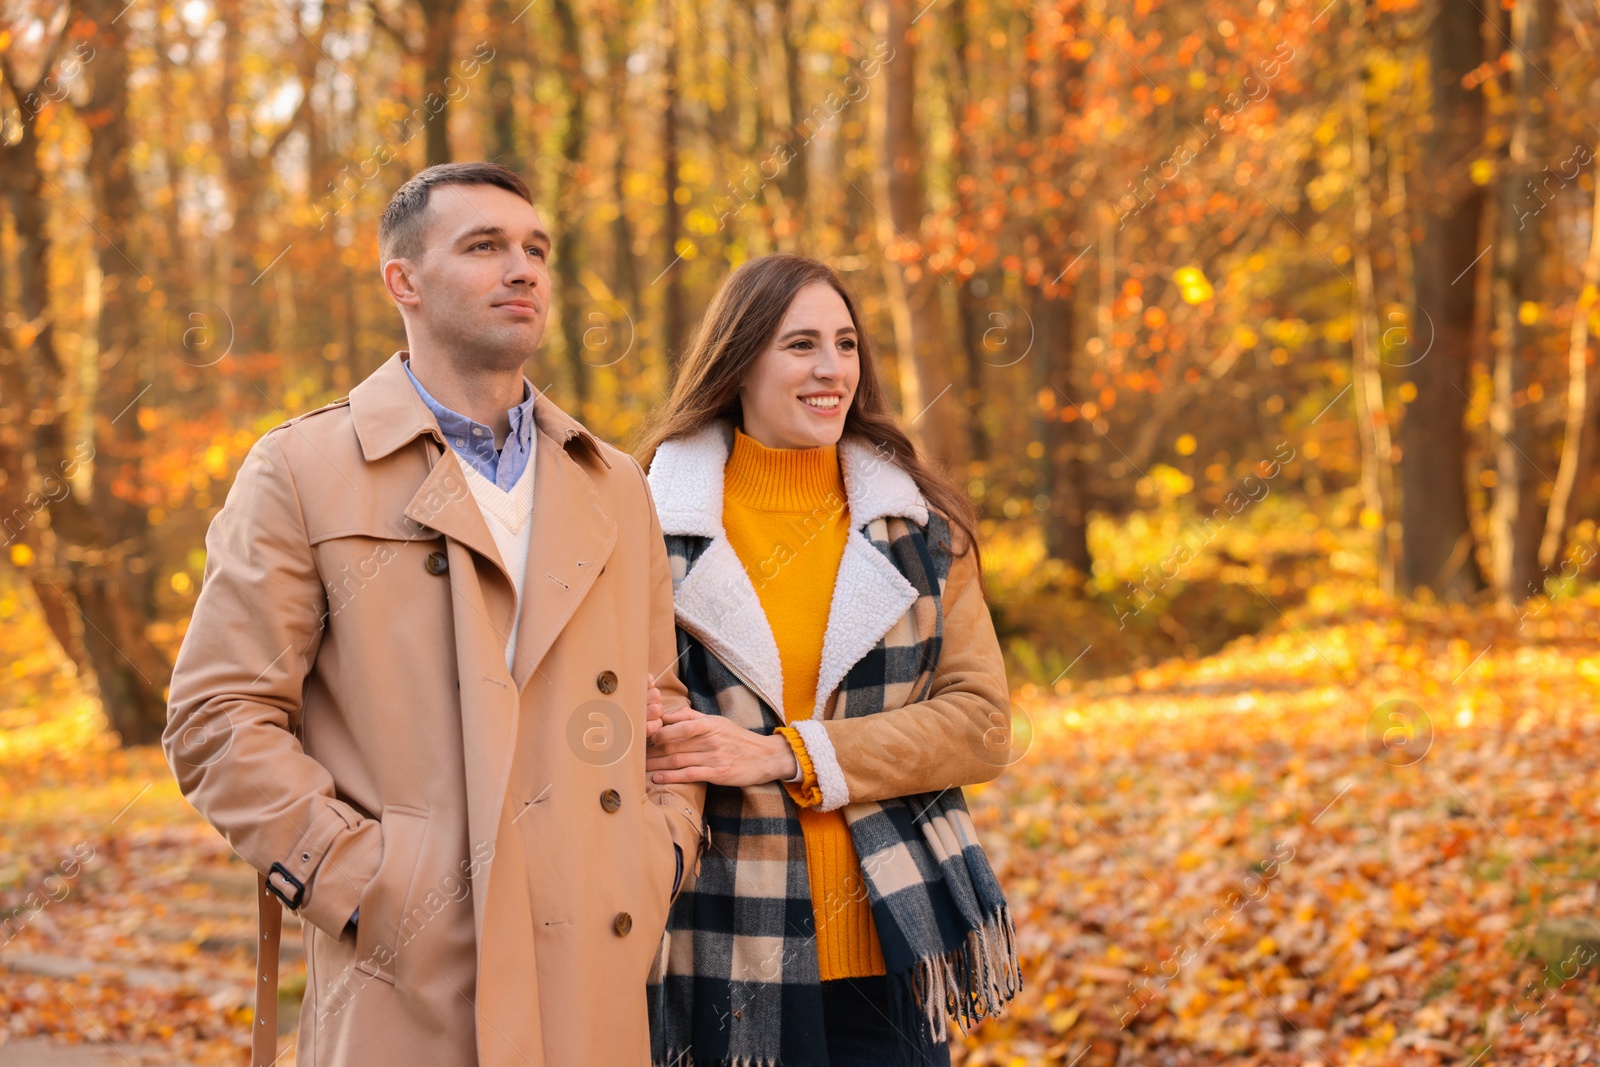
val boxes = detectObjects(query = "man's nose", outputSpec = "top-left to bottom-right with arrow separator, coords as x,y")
505,250 -> 542,286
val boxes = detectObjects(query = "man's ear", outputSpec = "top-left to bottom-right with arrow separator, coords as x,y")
382,258 -> 422,309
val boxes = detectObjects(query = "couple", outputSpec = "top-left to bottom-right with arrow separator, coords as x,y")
164,161 -> 1018,1067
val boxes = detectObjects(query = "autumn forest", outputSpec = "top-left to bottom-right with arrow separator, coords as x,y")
3,0 -> 1600,1061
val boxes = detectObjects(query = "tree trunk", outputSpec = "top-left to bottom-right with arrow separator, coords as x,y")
875,0 -> 965,473
1029,0 -> 1092,578
660,0 -> 686,375
487,0 -> 517,163
1349,14 -> 1399,595
946,0 -> 990,467
1401,0 -> 1485,598
551,0 -> 591,404
417,0 -> 461,166
1035,286 -> 1092,577
777,0 -> 809,232
0,46 -> 95,676
1489,0 -> 1551,603
75,0 -> 173,745
607,34 -> 639,313
1539,161 -> 1600,568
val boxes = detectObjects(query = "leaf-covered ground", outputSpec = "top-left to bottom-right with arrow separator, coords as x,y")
3,569 -> 1599,1064
959,581 -> 1600,1066
0,582 -> 299,1066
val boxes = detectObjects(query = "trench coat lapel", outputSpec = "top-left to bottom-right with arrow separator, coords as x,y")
508,421 -> 618,692
402,447 -> 514,596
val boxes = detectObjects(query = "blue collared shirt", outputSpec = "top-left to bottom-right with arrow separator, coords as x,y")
404,358 -> 536,491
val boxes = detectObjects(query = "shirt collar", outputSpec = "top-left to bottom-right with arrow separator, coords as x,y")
402,357 -> 534,461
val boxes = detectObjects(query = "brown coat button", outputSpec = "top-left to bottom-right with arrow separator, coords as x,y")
612,911 -> 632,936
596,670 -> 618,694
600,788 -> 621,812
424,551 -> 448,575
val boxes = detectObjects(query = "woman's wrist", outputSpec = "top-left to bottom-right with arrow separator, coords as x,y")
769,734 -> 799,783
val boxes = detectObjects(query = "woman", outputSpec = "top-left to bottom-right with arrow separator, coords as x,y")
639,253 -> 1019,1067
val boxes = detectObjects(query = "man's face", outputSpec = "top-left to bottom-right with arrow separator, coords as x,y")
385,183 -> 553,372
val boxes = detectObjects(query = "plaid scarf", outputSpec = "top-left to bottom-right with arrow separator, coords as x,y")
648,510 -> 1019,1067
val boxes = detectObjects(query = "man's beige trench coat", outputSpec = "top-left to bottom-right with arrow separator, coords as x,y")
164,353 -> 706,1067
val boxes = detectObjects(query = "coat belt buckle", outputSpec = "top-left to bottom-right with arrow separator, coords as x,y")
265,862 -> 306,910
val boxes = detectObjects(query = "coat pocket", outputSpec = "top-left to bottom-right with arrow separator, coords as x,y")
353,804 -> 429,986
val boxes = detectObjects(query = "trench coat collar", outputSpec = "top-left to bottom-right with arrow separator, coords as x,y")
349,351 -> 616,694
350,351 -> 609,467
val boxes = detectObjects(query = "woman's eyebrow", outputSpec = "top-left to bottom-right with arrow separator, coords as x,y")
777,326 -> 857,340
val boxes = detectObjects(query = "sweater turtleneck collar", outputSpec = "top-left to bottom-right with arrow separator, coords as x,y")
723,428 -> 846,513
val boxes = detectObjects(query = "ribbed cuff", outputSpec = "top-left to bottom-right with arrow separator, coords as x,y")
775,726 -> 823,807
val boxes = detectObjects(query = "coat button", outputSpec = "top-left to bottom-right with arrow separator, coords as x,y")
425,551 -> 448,575
596,670 -> 618,694
600,788 -> 621,812
613,911 -> 632,936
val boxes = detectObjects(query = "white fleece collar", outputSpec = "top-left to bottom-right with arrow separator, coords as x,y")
647,422 -> 929,536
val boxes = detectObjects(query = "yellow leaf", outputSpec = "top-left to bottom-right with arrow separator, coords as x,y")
10,543 -> 35,566
1518,301 -> 1542,326
1470,159 -> 1494,186
1048,1006 -> 1082,1034
1175,434 -> 1197,456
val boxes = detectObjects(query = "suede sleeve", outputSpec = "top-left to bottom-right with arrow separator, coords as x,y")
801,547 -> 1011,808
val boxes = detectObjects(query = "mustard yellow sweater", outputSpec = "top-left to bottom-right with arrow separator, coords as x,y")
721,429 -> 886,979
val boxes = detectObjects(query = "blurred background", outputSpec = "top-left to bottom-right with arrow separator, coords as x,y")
2,0 -> 1599,1061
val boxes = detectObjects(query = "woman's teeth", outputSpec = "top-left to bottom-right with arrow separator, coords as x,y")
802,396 -> 839,409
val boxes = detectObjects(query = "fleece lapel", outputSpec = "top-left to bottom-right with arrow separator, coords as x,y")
649,425 -> 787,716
648,425 -> 932,723
811,440 -> 928,718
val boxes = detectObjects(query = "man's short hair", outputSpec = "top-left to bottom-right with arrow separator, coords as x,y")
378,162 -> 533,265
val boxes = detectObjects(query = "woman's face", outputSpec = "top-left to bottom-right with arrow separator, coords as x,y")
737,281 -> 861,450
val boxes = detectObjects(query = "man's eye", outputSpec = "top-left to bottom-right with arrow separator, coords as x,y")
471,241 -> 493,251
529,247 -> 548,259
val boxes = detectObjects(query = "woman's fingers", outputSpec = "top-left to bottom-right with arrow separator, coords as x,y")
650,716 -> 709,747
648,766 -> 717,785
648,719 -> 717,753
646,751 -> 703,772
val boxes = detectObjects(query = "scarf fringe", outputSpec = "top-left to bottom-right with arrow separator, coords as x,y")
893,903 -> 1022,1046
655,1052 -> 779,1067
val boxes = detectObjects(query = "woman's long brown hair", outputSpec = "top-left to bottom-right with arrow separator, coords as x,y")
634,253 -> 980,560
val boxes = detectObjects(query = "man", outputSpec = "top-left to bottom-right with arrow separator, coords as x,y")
164,162 -> 705,1067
